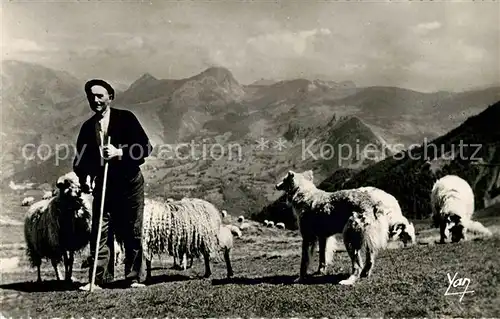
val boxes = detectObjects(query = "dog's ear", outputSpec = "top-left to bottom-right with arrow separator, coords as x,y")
303,170 -> 314,182
450,214 -> 462,224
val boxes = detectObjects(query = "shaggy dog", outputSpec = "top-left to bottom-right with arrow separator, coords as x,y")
431,175 -> 491,243
142,197 -> 233,280
24,172 -> 92,282
340,205 -> 415,286
357,186 -> 416,246
275,170 -> 383,282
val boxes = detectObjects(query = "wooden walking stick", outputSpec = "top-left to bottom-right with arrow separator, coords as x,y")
90,135 -> 111,292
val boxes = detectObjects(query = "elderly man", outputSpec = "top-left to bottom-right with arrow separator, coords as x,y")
74,79 -> 152,290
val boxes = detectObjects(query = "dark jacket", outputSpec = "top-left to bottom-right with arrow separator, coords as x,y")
73,107 -> 152,182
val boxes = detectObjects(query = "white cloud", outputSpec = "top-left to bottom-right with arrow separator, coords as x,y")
247,28 -> 332,56
413,21 -> 442,35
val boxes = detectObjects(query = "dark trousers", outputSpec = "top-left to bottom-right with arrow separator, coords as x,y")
89,169 -> 145,285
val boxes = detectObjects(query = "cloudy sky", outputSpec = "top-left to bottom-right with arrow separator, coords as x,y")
2,1 -> 499,92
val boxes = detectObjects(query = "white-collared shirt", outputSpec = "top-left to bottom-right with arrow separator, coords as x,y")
95,107 -> 111,154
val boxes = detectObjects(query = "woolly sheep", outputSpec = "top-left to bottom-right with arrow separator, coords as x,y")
276,222 -> 286,229
266,221 -> 275,228
174,224 -> 239,272
24,172 -> 92,282
21,197 -> 35,206
225,224 -> 242,238
237,215 -> 245,223
10,181 -> 35,191
42,191 -> 53,200
239,222 -> 251,230
142,197 -> 233,280
173,223 -> 241,271
431,175 -> 491,243
221,210 -> 228,218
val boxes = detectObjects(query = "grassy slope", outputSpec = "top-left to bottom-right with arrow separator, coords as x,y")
1,236 -> 498,317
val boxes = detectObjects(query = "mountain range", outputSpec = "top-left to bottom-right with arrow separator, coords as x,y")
260,100 -> 500,229
1,59 -> 499,220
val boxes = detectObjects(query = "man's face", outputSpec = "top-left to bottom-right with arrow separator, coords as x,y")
87,85 -> 111,114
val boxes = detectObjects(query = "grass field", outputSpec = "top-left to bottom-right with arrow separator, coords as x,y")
1,191 -> 499,318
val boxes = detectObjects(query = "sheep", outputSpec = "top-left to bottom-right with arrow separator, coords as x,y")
237,215 -> 245,223
276,222 -> 286,230
216,224 -> 236,277
266,221 -> 275,228
142,197 -> 233,280
339,206 -> 415,286
21,197 -> 35,206
24,172 -> 92,282
431,175 -> 491,243
263,219 -> 269,226
239,222 -> 251,230
174,223 -> 240,272
275,170 -> 406,283
10,180 -> 35,191
221,210 -> 228,218
225,224 -> 242,238
9,181 -> 21,191
42,191 -> 53,200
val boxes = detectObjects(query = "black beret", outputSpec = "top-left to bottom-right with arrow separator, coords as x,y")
84,79 -> 115,100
